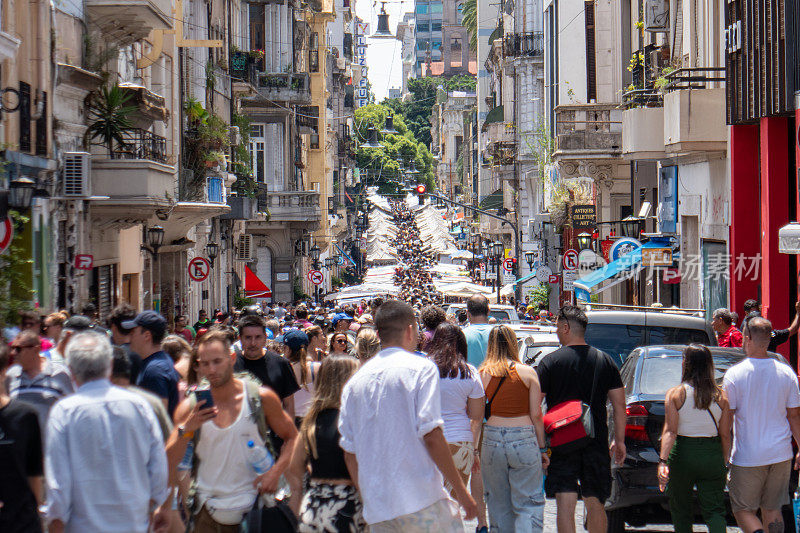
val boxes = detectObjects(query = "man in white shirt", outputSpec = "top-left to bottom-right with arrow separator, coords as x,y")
339,300 -> 477,532
45,331 -> 171,533
721,317 -> 800,533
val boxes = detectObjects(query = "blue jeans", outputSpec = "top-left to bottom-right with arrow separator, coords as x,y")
481,425 -> 545,533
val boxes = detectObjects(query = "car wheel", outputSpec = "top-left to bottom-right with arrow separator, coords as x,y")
607,509 -> 626,533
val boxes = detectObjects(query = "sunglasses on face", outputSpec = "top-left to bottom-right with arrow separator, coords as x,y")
335,339 -> 347,344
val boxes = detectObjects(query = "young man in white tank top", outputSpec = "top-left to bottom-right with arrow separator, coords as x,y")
165,330 -> 298,532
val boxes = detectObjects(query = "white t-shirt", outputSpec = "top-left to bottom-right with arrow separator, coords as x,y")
723,357 -> 800,467
438,364 -> 485,443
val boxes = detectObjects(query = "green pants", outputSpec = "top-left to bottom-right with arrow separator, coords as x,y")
666,436 -> 727,533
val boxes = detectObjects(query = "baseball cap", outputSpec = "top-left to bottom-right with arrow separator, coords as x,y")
121,311 -> 167,339
63,315 -> 93,332
331,313 -> 353,327
279,329 -> 309,351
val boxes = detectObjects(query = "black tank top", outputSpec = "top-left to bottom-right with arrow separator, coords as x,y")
308,408 -> 351,479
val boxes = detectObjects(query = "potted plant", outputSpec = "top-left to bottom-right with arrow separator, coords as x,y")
85,84 -> 138,157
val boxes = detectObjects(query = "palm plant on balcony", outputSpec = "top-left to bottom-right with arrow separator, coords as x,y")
85,84 -> 137,157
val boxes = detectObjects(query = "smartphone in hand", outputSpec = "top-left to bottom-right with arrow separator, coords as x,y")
195,389 -> 215,409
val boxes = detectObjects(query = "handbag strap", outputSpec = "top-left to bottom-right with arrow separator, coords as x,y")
486,375 -> 507,409
706,406 -> 720,435
585,348 -> 601,406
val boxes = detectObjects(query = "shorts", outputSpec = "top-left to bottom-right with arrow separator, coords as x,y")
728,460 -> 791,512
544,442 -> 611,503
370,499 -> 464,533
446,441 -> 475,493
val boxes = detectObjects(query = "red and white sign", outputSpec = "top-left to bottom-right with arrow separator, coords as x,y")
502,258 -> 514,272
562,249 -> 579,271
548,274 -> 560,284
74,254 -> 93,270
663,267 -> 682,284
188,257 -> 211,282
308,269 -> 324,285
0,216 -> 12,254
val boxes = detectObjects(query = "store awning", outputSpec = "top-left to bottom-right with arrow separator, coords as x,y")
574,248 -> 643,302
244,265 -> 272,299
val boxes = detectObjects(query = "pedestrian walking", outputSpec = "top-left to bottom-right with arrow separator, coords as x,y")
281,329 -> 319,424
478,324 -> 547,533
193,310 -> 212,332
712,308 -> 743,348
352,326 -> 380,365
0,343 -> 44,533
328,332 -> 351,357
463,295 -> 493,368
125,310 -> 181,417
338,300 -> 477,531
236,314 -> 299,418
287,355 -> 366,531
108,303 -> 142,382
44,331 -> 171,533
304,325 -> 328,362
427,322 -> 489,533
166,329 -> 299,532
536,305 -> 626,533
5,329 -> 74,434
721,317 -> 800,533
657,344 -> 731,533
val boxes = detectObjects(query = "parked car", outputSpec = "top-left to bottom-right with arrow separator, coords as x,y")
508,323 -> 560,367
606,345 -> 791,532
584,305 -> 716,367
444,303 -> 521,324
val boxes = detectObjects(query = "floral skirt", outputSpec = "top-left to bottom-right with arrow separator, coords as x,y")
299,481 -> 366,532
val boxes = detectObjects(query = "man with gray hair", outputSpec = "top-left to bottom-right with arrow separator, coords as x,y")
712,308 -> 743,348
721,317 -> 800,533
44,331 -> 171,533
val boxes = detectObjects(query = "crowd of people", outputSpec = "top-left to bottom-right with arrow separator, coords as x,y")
3,286 -> 800,533
389,200 -> 445,307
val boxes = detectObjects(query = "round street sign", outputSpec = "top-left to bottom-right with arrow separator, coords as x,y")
188,257 -> 211,282
308,270 -> 324,285
536,265 -> 553,283
0,216 -> 13,254
610,238 -> 642,261
502,258 -> 514,272
337,255 -> 346,266
562,249 -> 580,271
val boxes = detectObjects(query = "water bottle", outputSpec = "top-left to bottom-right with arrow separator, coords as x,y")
246,440 -> 274,474
178,440 -> 194,472
792,489 -> 800,532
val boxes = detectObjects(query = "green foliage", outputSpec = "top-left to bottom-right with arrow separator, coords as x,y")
0,210 -> 35,327
293,278 -> 309,301
85,84 -> 138,155
522,120 -> 554,184
462,0 -> 478,52
528,282 -> 551,309
183,99 -> 231,198
354,103 -> 436,192
231,113 -> 258,198
233,289 -> 254,308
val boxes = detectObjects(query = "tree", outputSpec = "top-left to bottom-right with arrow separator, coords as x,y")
354,104 -> 435,194
85,84 -> 137,155
462,0 -> 478,52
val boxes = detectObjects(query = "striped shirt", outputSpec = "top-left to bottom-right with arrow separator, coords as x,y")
5,361 -> 75,435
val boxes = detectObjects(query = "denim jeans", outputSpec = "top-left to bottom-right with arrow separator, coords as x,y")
481,425 -> 545,533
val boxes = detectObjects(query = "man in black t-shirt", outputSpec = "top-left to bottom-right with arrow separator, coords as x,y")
536,305 -> 626,533
0,344 -> 43,533
235,314 -> 299,418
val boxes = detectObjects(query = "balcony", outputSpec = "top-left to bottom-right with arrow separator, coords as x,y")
257,190 -> 321,223
554,104 -> 622,160
662,68 -> 726,154
86,0 -> 172,46
230,51 -> 258,95
256,72 -> 311,105
503,32 -> 544,59
622,105 -> 665,159
220,196 -> 258,220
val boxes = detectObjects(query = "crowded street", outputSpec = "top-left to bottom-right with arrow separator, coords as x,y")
2,0 -> 800,531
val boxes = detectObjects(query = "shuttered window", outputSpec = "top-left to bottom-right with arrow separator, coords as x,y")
584,1 -> 597,102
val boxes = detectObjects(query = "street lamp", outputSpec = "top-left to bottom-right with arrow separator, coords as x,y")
9,177 -> 36,209
142,225 -> 165,312
525,251 -> 536,271
491,242 -> 504,304
205,241 -> 219,267
621,215 -> 641,238
576,232 -> 593,251
309,244 -> 321,304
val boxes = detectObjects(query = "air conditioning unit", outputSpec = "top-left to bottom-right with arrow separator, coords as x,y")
237,234 -> 253,261
229,126 -> 241,146
62,152 -> 91,197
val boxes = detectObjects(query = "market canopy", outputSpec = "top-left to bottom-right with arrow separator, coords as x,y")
244,265 -> 272,299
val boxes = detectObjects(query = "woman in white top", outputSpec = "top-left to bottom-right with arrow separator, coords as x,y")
427,322 -> 489,533
658,343 -> 731,533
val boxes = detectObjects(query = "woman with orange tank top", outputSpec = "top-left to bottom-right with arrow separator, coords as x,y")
478,325 -> 548,533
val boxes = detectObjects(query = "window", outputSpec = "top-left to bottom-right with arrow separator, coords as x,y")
309,32 -> 319,72
456,2 -> 464,22
416,4 -> 428,14
249,123 -> 266,184
416,22 -> 429,32
431,40 -> 442,50
646,326 -> 712,346
584,323 -> 645,367
429,2 -> 443,13
431,21 -> 442,31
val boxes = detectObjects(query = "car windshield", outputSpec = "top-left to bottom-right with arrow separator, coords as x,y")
489,310 -> 511,321
648,326 -> 712,345
640,352 -> 745,395
521,344 -> 561,366
585,324 -> 645,367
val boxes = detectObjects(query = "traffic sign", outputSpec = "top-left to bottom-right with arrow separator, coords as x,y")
0,217 -> 12,255
502,258 -> 514,272
485,271 -> 497,281
308,270 -> 324,285
503,272 -> 516,284
74,254 -> 94,270
548,274 -> 559,284
563,270 -> 579,291
536,265 -> 553,283
641,247 -> 673,267
188,257 -> 211,282
610,238 -> 642,261
563,249 -> 579,271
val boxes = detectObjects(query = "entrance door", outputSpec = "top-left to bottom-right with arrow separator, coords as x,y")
702,241 -> 728,318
